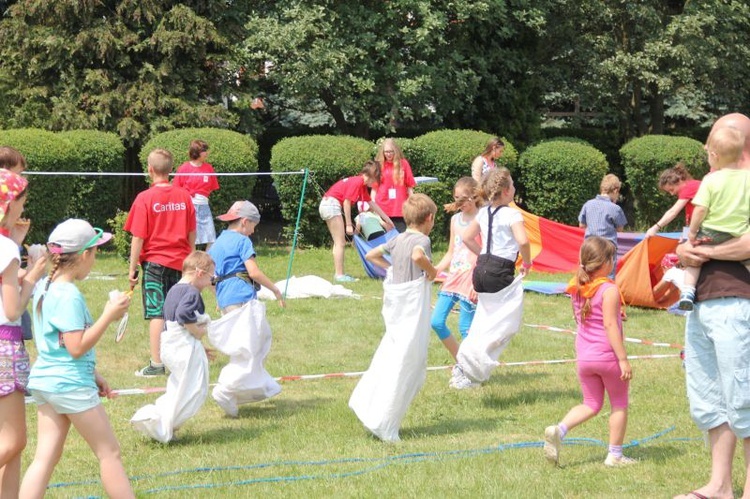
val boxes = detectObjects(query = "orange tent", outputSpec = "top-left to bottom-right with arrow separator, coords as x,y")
615,235 -> 679,309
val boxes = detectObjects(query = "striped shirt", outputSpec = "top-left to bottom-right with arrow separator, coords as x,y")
578,195 -> 627,244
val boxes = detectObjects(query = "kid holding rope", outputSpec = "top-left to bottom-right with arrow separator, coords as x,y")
543,236 -> 634,468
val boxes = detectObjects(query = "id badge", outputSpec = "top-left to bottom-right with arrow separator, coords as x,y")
388,188 -> 397,200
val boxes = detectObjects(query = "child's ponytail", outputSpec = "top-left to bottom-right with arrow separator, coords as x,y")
35,253 -> 78,315
573,237 -> 616,322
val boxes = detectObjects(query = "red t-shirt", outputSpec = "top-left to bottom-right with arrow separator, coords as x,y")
324,176 -> 371,203
124,184 -> 196,270
373,158 -> 416,217
679,179 -> 701,225
173,162 -> 220,198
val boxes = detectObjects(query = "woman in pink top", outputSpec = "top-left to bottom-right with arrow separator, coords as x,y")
373,138 -> 416,232
543,236 -> 635,468
645,162 -> 701,238
174,140 -> 220,249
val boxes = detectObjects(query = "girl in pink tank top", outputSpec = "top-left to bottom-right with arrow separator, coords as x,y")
543,236 -> 635,468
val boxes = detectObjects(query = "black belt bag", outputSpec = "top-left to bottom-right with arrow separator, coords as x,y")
211,271 -> 261,291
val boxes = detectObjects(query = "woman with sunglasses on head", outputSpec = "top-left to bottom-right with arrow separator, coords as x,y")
373,138 -> 416,232
430,177 -> 483,388
471,137 -> 505,183
21,219 -> 134,499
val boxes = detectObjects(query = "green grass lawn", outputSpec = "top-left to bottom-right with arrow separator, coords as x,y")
19,246 -> 741,498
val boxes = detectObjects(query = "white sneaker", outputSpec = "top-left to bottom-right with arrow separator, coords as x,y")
449,364 -> 480,389
544,425 -> 562,465
604,454 -> 637,467
212,387 -> 238,418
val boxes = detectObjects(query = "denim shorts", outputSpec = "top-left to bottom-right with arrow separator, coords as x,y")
30,387 -> 100,414
319,197 -> 342,221
685,297 -> 750,437
195,203 -> 217,245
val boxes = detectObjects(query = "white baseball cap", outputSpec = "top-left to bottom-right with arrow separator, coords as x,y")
47,219 -> 112,254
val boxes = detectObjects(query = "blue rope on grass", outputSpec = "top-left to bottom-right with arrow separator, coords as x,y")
55,426 -> 689,496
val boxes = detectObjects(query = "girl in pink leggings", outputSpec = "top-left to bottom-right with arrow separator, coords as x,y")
543,236 -> 635,467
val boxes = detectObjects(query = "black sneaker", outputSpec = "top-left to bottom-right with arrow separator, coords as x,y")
134,363 -> 166,377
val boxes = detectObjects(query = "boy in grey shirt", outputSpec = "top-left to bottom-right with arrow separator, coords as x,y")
366,193 -> 438,283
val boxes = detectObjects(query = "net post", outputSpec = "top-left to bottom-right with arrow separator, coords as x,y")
283,169 -> 309,299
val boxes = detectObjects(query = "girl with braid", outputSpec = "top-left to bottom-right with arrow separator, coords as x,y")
20,219 -> 134,499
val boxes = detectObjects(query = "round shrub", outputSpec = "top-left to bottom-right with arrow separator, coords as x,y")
0,129 -> 76,242
409,129 -> 518,188
141,128 -> 259,223
518,141 -> 609,225
620,135 -> 706,228
271,135 -> 374,247
58,130 -> 125,231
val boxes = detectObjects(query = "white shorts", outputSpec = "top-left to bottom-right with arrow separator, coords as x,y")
319,197 -> 342,221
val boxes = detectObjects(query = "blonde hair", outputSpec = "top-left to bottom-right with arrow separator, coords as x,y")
708,127 -> 744,164
481,137 -> 504,157
477,167 -> 512,203
658,162 -> 692,190
35,252 -> 84,314
403,193 -> 437,226
148,149 -> 174,176
375,138 -> 405,186
444,177 -> 481,212
600,174 -> 621,194
573,236 -> 616,321
183,250 -> 214,273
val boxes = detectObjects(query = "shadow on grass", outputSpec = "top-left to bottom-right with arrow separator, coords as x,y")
553,443 -> 684,469
402,417 -> 502,439
236,396 -> 336,420
481,389 -> 581,410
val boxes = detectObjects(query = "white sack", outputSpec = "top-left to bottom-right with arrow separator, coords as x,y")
457,275 -> 524,383
131,321 -> 209,443
208,300 -> 281,407
257,275 -> 355,300
348,277 -> 432,442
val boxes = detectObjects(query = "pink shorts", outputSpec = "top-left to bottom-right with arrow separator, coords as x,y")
577,360 -> 629,412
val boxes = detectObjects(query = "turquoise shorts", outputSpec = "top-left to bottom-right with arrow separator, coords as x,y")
30,388 -> 100,415
685,297 -> 750,438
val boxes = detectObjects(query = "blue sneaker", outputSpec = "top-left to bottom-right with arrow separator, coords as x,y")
335,274 -> 358,283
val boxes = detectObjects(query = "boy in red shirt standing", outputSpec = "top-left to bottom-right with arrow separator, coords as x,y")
125,149 -> 196,377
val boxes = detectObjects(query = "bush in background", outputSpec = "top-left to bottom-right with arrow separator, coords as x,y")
58,130 -> 125,230
0,129 -> 76,242
518,140 -> 608,225
141,128 -> 258,224
271,135 -> 374,246
107,209 -> 131,262
414,181 -> 452,247
620,135 -> 706,229
409,130 -> 518,188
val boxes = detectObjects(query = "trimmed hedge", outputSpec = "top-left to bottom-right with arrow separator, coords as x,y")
518,140 -> 609,225
140,128 -> 259,223
620,135 -> 706,228
0,129 -> 77,242
413,181 -> 452,247
271,135 -> 374,247
58,130 -> 125,231
408,129 -> 518,188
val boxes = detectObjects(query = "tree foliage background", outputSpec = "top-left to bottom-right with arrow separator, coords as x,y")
0,0 -> 749,163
